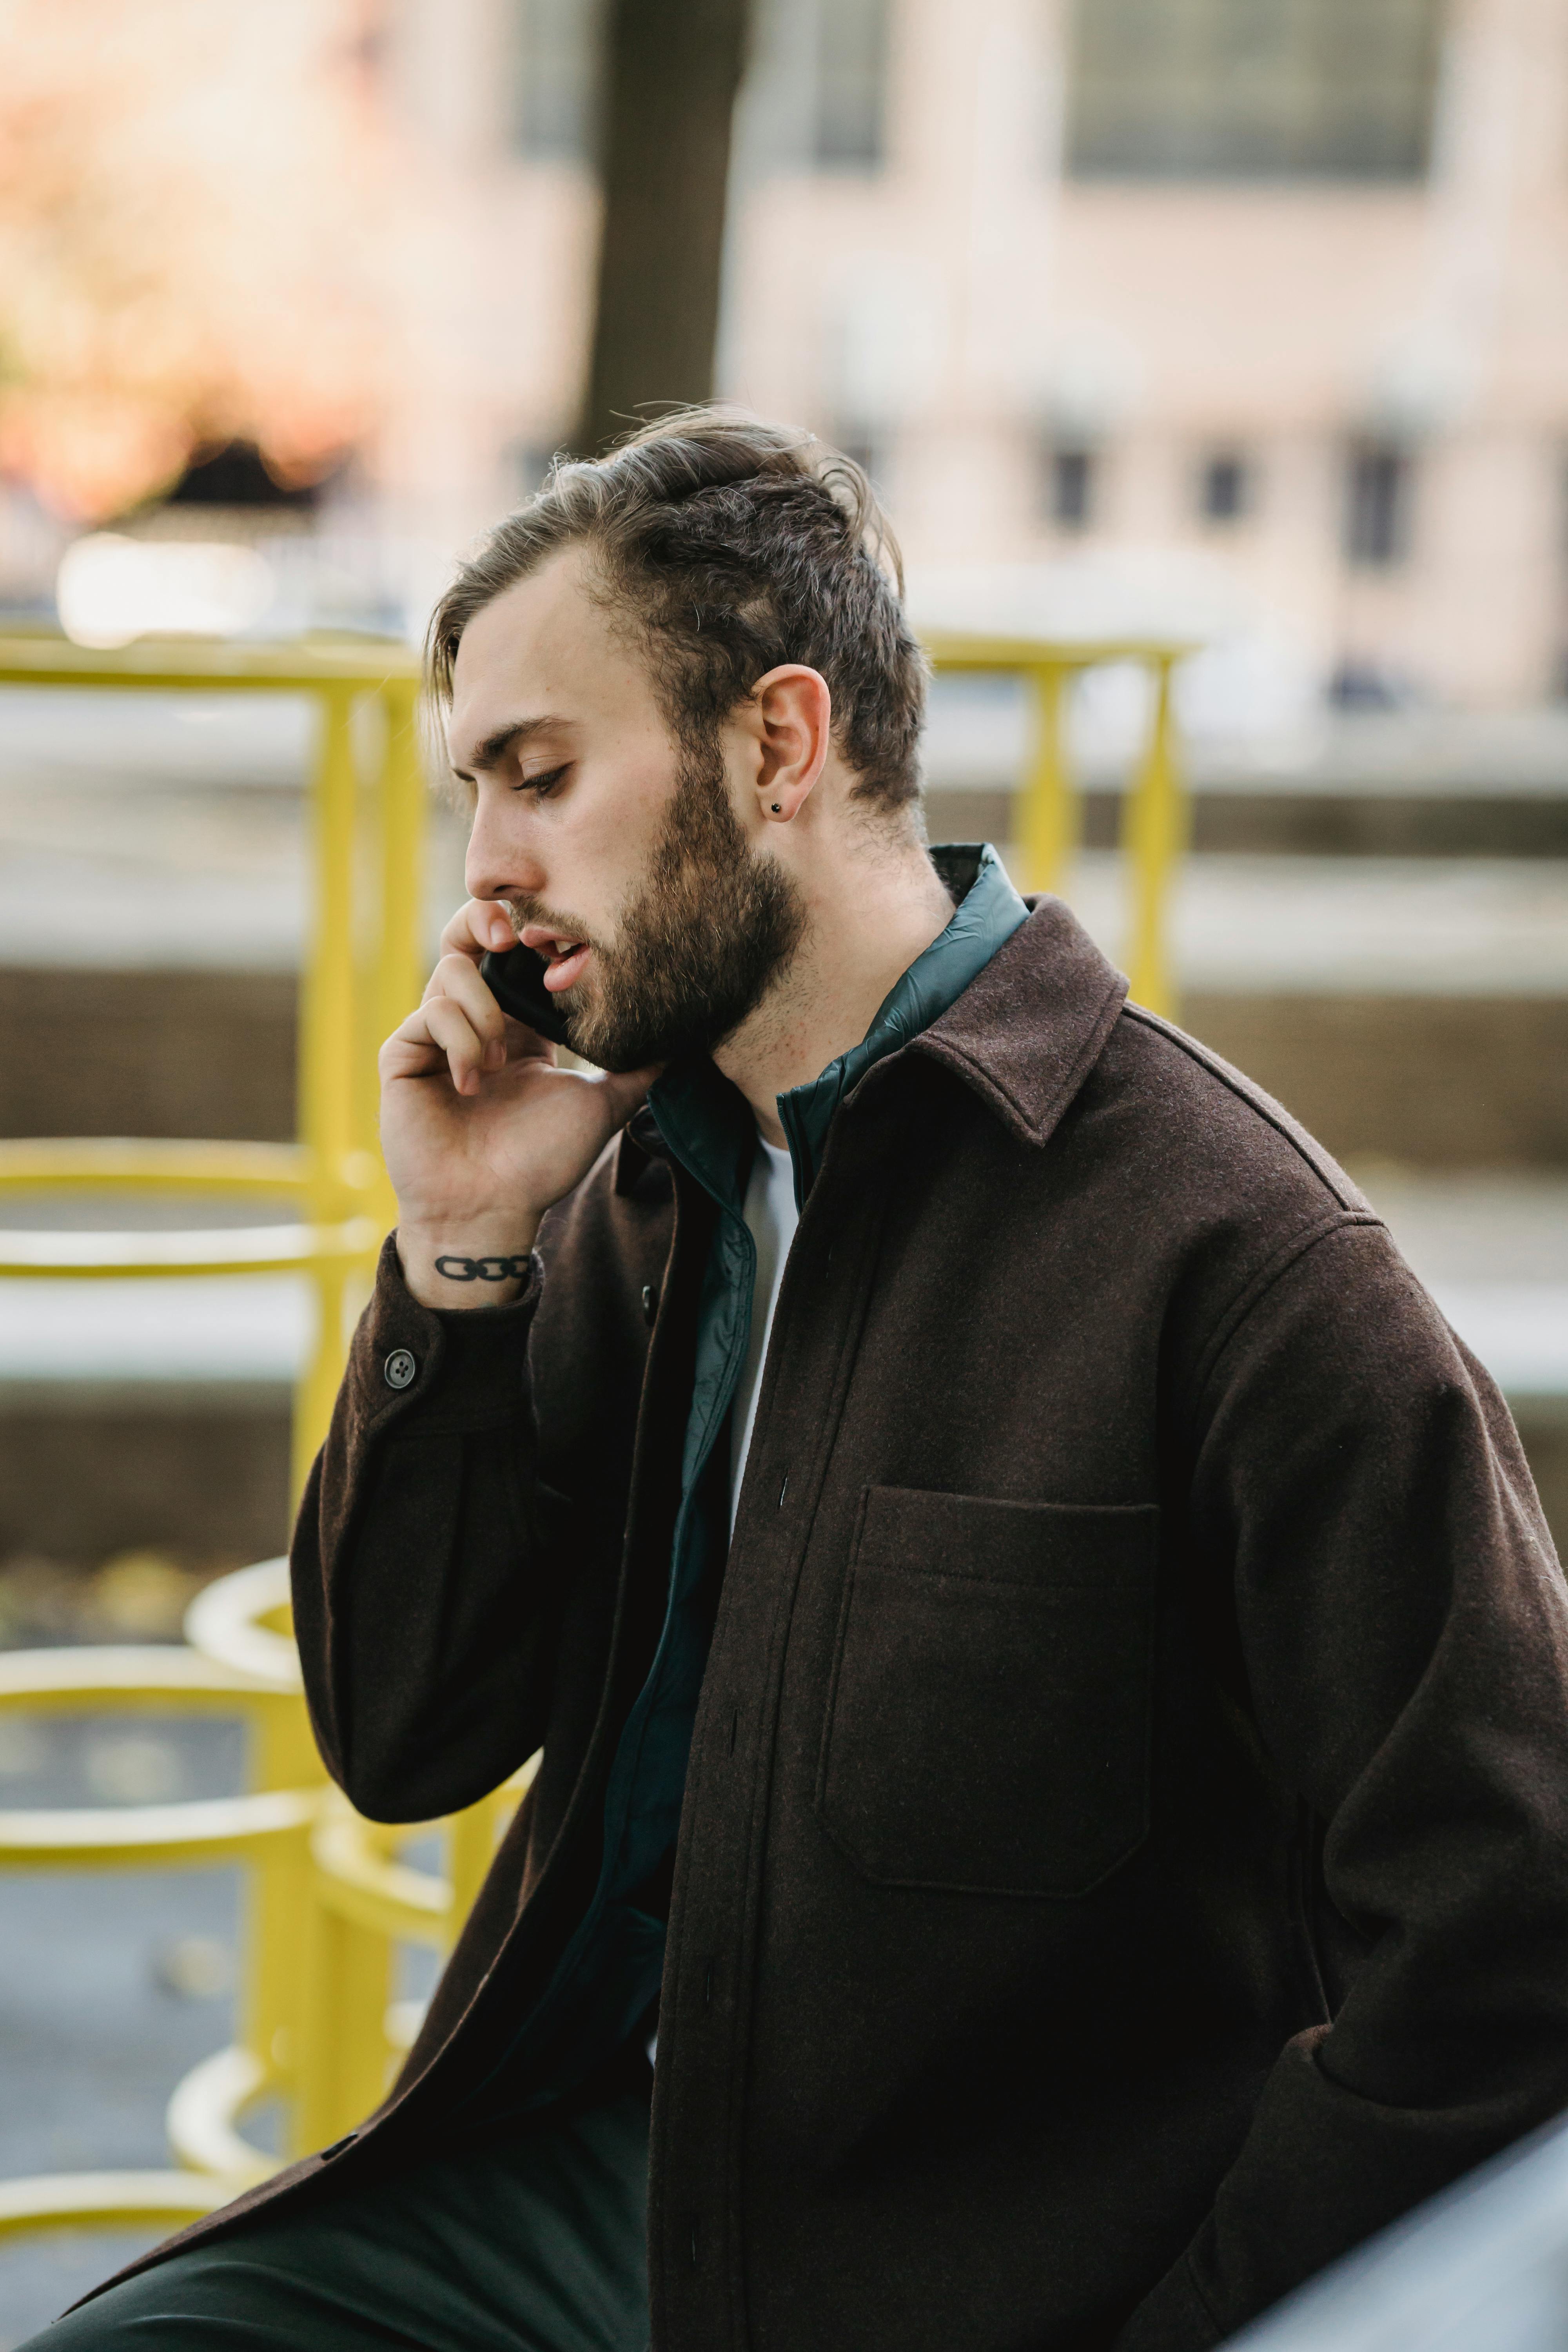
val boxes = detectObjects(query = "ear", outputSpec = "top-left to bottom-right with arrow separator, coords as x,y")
746,666 -> 831,825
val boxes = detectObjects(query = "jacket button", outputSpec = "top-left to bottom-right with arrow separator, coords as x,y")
383,1348 -> 417,1390
641,1283 -> 658,1325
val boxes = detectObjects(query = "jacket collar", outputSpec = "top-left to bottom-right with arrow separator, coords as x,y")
773,842 -> 1027,1204
637,841 -> 1027,1214
615,864 -> 1126,1199
901,891 -> 1128,1151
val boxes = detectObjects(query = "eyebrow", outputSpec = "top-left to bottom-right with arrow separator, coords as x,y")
449,713 -> 566,784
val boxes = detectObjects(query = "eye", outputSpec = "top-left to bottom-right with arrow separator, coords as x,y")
516,764 -> 568,799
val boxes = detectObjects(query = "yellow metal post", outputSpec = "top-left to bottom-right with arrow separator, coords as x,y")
294,686 -> 363,1495
1120,656 -> 1187,1018
368,679 -> 428,1229
241,1698 -> 323,2154
921,632 -> 1192,985
375,681 -> 429,1066
1016,661 -> 1076,895
298,1902 -> 397,2150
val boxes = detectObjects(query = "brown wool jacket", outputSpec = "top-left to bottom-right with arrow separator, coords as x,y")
101,897 -> 1568,2349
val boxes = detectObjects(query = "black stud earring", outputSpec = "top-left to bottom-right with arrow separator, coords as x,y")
770,802 -> 782,813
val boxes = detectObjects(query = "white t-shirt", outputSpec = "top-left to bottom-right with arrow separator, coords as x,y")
728,1136 -> 799,1529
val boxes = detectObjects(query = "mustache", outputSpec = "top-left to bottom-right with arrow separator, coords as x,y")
503,895 -> 607,957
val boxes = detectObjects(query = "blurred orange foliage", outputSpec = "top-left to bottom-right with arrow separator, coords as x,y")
0,0 -> 416,519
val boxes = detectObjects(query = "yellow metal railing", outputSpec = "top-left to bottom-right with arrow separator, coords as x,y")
0,631 -> 426,1494
925,634 -> 1192,1017
0,1633 -> 317,2235
0,1566 -> 535,2238
0,633 -> 428,2236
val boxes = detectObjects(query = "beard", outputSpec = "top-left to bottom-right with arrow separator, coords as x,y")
507,733 -> 807,1073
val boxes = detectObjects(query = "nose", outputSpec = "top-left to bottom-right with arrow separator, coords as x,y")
465,791 -> 546,906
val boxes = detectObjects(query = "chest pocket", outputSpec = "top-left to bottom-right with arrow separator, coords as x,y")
816,1486 -> 1158,1898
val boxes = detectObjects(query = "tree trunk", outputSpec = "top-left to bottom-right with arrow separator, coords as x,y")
577,0 -> 750,456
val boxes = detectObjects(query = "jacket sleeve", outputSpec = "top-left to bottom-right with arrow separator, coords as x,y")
1116,1218 -> 1568,2350
289,1231 -> 561,1823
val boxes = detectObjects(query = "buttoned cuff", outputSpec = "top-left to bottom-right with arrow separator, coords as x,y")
343,1231 -> 544,1441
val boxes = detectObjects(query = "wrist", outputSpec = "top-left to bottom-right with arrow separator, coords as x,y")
396,1218 -> 541,1311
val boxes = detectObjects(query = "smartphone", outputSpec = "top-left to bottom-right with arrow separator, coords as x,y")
479,942 -> 575,1047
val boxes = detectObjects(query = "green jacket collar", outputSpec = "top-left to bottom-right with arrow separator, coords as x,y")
650,843 -> 1028,1213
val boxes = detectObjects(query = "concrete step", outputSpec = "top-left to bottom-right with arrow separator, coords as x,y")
5,966 -> 1565,1170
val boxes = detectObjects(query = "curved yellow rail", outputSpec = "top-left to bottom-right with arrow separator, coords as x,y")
183,1559 -> 301,1693
0,1139 -> 314,1194
0,1624 -> 323,2209
0,1788 -> 318,1868
312,1803 -> 451,1944
166,2046 -> 277,2187
0,2171 -> 233,2239
0,1644 -> 295,1713
0,1219 -> 381,1279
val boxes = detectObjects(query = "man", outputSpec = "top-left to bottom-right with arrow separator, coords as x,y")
44,410 -> 1568,2351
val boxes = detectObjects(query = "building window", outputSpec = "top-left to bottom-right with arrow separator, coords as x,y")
512,0 -> 607,165
742,0 -> 889,173
1200,452 -> 1249,522
1047,446 -> 1096,531
1345,443 -> 1413,566
814,0 -> 887,165
1066,0 -> 1444,181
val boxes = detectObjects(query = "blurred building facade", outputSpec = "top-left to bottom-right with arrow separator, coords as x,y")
377,0 -> 1568,710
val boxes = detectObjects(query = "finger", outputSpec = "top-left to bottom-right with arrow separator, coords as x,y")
437,898 -> 517,965
379,1024 -> 448,1084
419,995 -> 490,1095
424,953 -> 509,1067
379,996 -> 458,1073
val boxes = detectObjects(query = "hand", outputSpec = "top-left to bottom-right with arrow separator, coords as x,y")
379,898 -> 655,1309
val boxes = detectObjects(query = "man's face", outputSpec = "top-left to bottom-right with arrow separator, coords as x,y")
449,544 -> 803,1071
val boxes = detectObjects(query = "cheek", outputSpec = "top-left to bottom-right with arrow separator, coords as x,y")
581,750 -> 677,876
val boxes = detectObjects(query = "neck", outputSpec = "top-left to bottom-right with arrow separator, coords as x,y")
713,833 -> 956,1145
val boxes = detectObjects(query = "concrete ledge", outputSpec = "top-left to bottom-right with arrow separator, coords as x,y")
1184,995 -> 1568,1169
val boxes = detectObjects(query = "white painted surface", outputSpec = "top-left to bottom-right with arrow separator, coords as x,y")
1,1185 -> 1563,1401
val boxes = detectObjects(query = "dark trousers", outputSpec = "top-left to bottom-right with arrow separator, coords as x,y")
23,2092 -> 650,2352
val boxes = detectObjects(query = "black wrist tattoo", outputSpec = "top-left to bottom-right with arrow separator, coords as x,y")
432,1252 -> 532,1283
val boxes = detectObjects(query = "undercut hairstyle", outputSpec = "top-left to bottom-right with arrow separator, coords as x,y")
426,408 -> 928,818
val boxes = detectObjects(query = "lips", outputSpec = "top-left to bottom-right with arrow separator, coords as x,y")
542,942 -> 589,992
520,924 -> 591,993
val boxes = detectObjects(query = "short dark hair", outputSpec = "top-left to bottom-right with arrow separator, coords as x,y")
425,408 -> 927,817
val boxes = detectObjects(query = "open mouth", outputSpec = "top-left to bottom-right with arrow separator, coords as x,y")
521,924 -> 592,993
